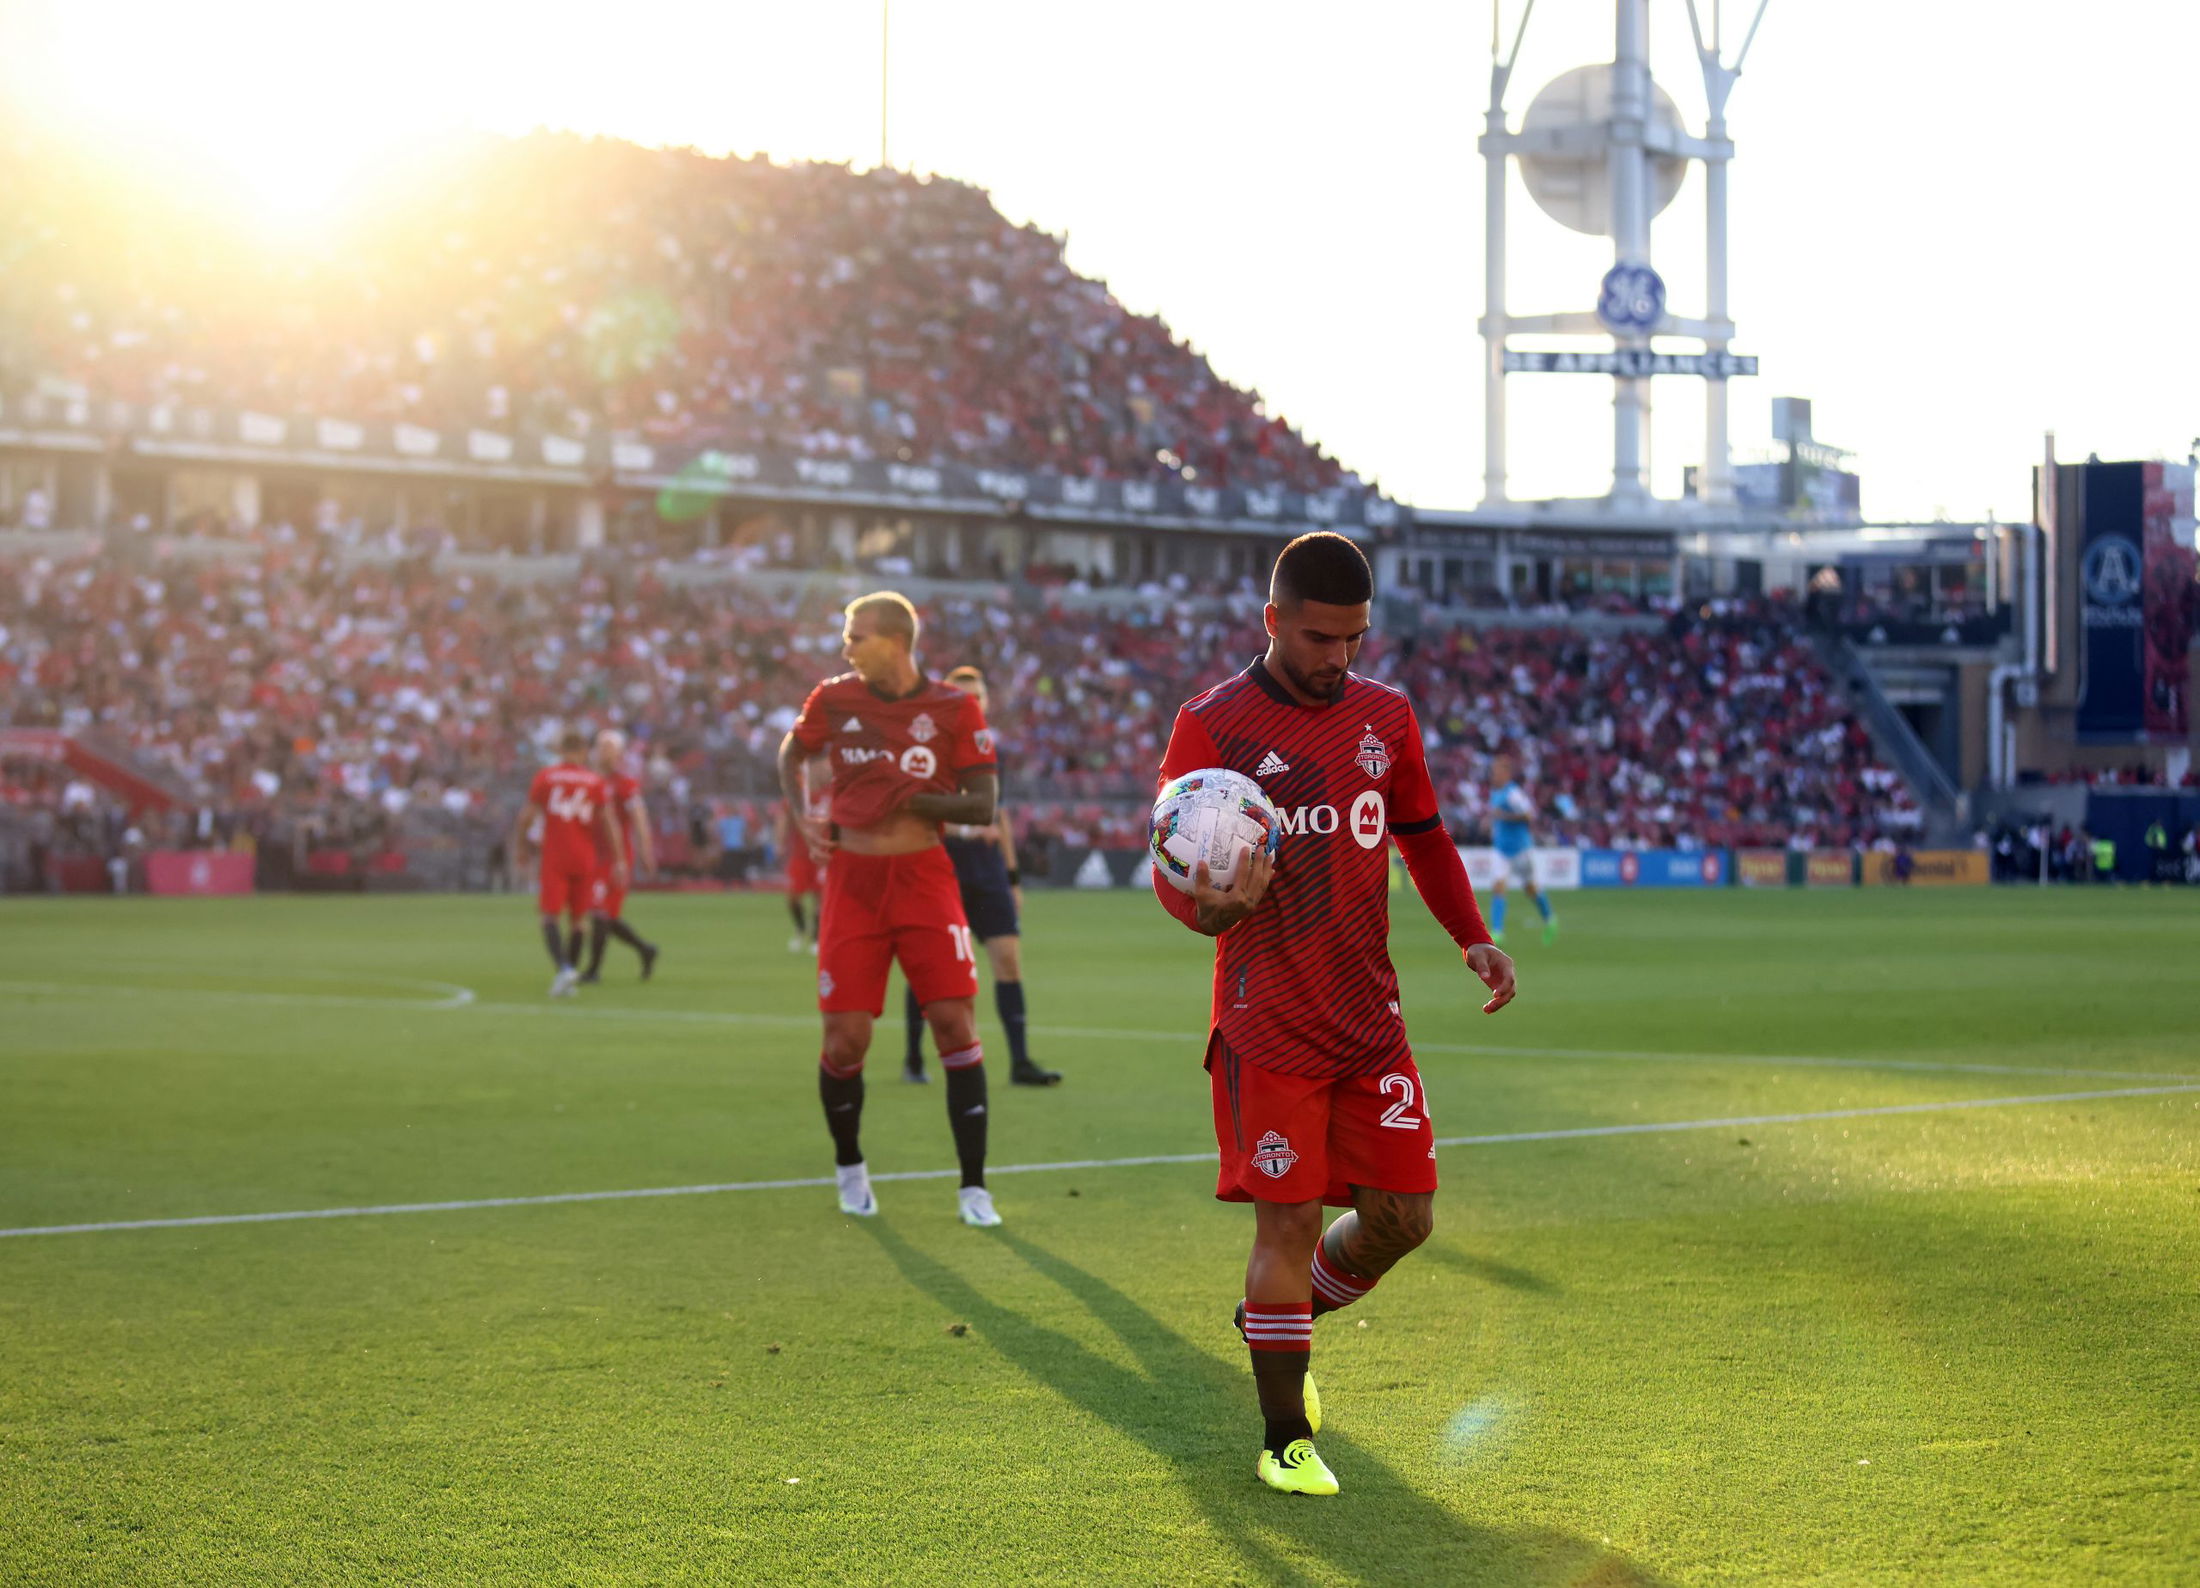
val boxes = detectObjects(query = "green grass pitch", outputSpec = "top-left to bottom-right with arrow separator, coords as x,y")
2,886 -> 2197,1585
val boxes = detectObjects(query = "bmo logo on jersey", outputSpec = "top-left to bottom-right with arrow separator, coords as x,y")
1276,790 -> 1386,850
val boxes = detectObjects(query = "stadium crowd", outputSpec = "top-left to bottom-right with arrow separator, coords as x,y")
2,534 -> 1928,888
1,123 -> 1347,493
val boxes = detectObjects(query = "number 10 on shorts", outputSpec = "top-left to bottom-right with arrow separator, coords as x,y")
947,924 -> 975,963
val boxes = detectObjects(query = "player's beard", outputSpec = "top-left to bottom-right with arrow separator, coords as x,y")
1282,655 -> 1347,702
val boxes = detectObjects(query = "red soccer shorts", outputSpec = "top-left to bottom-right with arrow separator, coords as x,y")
817,845 -> 978,1015
786,841 -> 823,896
592,871 -> 625,920
538,857 -> 599,920
1208,1035 -> 1438,1207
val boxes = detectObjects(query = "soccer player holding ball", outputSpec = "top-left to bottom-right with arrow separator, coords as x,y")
778,592 -> 1006,1227
1152,533 -> 1517,1496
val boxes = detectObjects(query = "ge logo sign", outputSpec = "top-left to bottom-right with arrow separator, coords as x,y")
1596,262 -> 1666,337
2082,538 -> 2141,605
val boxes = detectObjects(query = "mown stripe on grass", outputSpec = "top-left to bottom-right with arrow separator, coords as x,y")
5,979 -> 2194,1084
3,1082 -> 2194,1242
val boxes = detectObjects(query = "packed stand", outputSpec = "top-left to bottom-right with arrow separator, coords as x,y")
2,538 -> 1925,889
0,118 -> 1347,493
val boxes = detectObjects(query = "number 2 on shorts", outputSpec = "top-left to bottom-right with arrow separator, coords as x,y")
1377,1071 -> 1422,1130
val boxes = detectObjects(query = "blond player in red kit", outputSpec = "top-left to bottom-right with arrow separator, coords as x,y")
778,592 -> 1005,1226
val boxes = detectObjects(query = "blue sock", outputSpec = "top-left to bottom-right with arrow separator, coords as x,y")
1535,892 -> 1552,921
1492,895 -> 1509,933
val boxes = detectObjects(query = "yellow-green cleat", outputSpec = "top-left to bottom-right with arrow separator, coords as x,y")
1257,1438 -> 1339,1496
1303,1367 -> 1322,1434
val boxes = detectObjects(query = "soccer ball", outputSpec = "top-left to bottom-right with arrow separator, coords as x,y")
1149,767 -> 1279,896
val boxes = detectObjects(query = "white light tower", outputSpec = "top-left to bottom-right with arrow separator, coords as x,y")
1479,0 -> 1770,513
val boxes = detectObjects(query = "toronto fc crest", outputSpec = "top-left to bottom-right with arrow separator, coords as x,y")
908,712 -> 938,744
1355,726 -> 1390,779
1251,1130 -> 1299,1179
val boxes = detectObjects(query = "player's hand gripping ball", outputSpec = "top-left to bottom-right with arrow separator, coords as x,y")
1149,768 -> 1280,896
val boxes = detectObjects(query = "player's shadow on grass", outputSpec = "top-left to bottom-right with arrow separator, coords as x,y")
860,1222 -> 1660,1588
1420,1244 -> 1560,1295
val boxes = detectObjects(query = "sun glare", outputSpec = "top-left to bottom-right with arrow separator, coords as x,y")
32,1 -> 462,242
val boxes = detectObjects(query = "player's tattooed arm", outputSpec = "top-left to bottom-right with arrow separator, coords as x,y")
1190,844 -> 1275,936
903,769 -> 998,827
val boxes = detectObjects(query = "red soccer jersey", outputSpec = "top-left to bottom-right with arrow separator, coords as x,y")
790,672 -> 997,831
529,762 -> 610,868
594,771 -> 640,864
1155,660 -> 1448,1079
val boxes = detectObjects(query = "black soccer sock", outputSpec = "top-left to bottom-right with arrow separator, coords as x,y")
1245,1301 -> 1315,1450
995,979 -> 1032,1069
606,917 -> 649,954
787,895 -> 806,932
585,917 -> 609,976
540,919 -> 568,970
942,1051 -> 988,1188
903,983 -> 927,1071
818,1063 -> 865,1168
565,926 -> 584,968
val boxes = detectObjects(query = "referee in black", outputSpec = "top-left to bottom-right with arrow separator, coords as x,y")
903,664 -> 1063,1088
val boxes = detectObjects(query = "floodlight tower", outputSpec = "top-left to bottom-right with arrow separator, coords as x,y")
1480,0 -> 1770,512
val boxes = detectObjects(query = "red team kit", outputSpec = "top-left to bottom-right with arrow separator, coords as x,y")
789,671 -> 999,1015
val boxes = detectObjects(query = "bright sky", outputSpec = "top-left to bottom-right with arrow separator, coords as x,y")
7,0 -> 2197,520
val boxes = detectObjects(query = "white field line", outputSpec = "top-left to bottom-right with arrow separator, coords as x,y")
4,979 -> 2195,1085
2,1082 -> 2195,1242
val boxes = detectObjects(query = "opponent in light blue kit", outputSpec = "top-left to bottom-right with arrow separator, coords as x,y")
1488,753 -> 1557,946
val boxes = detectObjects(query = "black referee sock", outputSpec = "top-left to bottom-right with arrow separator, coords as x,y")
903,983 -> 926,1072
944,1062 -> 988,1188
995,980 -> 1031,1069
540,920 -> 567,970
818,1066 -> 866,1167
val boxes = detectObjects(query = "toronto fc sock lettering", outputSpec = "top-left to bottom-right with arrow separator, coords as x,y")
941,1044 -> 987,1187
817,1060 -> 866,1167
1310,1240 -> 1379,1318
994,979 -> 1031,1069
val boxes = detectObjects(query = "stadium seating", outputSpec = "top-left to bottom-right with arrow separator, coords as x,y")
0,123 -> 1346,493
1,541 -> 1919,886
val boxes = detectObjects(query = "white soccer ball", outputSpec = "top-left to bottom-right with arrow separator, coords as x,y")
1149,767 -> 1280,896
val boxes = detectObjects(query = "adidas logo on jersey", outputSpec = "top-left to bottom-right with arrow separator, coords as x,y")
1254,751 -> 1290,780
841,717 -> 863,732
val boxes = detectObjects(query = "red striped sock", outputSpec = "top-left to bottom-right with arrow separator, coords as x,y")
1240,1301 -> 1314,1353
940,1042 -> 984,1071
1310,1243 -> 1377,1315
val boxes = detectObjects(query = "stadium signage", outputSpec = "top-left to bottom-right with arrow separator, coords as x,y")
1502,350 -> 1758,378
1578,848 -> 1730,888
0,384 -> 1404,538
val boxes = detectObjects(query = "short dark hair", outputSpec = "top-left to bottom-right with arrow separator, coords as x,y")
846,590 -> 919,646
559,728 -> 588,753
1271,532 -> 1372,611
943,664 -> 985,688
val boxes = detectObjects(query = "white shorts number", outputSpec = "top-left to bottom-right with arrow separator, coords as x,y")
1377,1071 -> 1423,1131
948,924 -> 975,963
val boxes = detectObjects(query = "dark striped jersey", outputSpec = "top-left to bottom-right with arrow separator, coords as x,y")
790,672 -> 996,832
1154,659 -> 1447,1079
